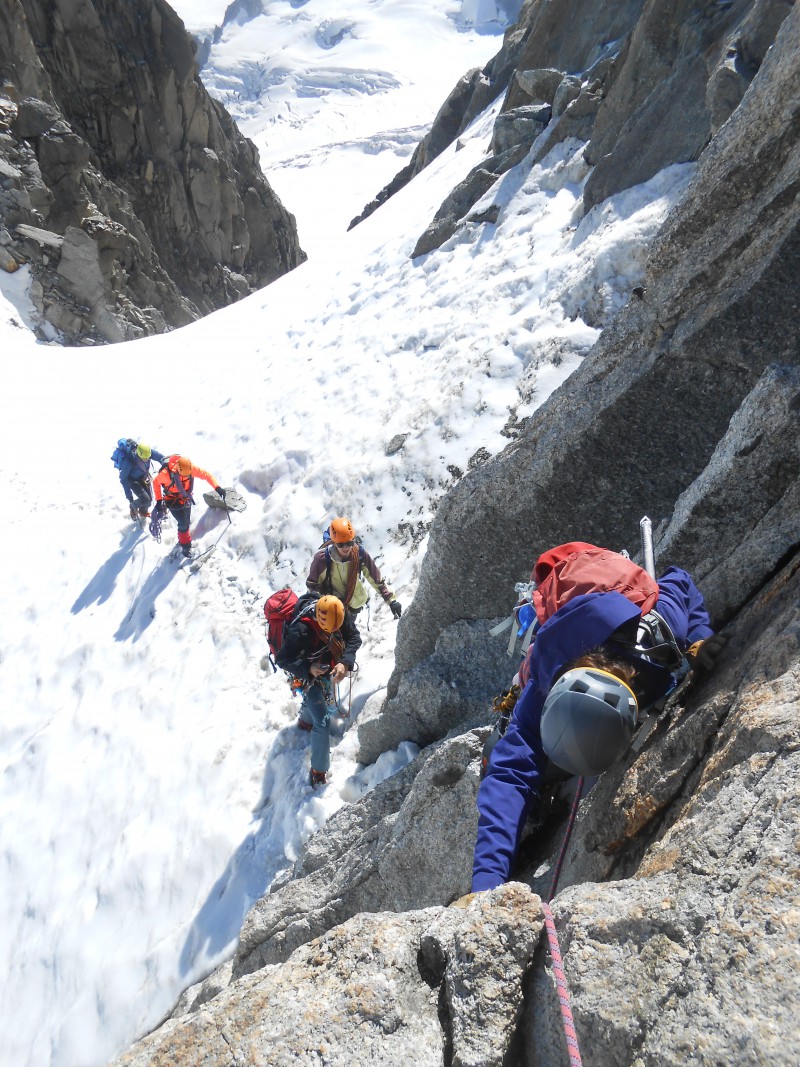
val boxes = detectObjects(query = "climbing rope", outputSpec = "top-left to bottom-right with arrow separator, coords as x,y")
541,902 -> 583,1067
334,664 -> 357,718
547,776 -> 584,902
541,775 -> 585,1067
148,504 -> 164,543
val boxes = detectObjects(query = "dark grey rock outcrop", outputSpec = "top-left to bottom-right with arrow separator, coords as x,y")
0,0 -> 304,344
347,12 -> 533,231
233,731 -> 483,977
356,619 -> 511,768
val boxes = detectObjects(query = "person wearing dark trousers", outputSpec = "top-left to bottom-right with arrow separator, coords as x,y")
152,454 -> 224,558
113,439 -> 166,521
275,593 -> 361,787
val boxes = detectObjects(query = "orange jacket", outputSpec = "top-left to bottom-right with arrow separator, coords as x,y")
153,455 -> 219,504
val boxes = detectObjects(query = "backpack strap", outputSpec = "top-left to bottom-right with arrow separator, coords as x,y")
323,545 -> 364,605
165,464 -> 193,505
636,610 -> 686,671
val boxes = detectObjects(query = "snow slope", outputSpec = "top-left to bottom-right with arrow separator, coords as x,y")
174,0 -> 521,256
0,4 -> 694,1065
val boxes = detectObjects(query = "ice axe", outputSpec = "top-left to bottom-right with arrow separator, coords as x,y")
639,515 -> 656,579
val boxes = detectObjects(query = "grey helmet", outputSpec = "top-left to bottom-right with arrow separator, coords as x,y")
540,667 -> 639,776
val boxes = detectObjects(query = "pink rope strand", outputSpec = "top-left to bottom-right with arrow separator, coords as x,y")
542,902 -> 583,1067
541,775 -> 585,1066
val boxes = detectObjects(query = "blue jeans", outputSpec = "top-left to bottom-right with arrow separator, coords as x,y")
299,682 -> 332,772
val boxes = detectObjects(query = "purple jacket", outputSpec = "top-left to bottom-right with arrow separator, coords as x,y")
472,567 -> 713,892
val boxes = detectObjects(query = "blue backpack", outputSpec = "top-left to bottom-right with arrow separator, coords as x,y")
111,438 -> 136,469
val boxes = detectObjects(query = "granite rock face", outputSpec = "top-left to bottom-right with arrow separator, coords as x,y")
356,619 -> 513,768
114,885 -> 544,1067
0,0 -> 305,344
233,731 -> 483,977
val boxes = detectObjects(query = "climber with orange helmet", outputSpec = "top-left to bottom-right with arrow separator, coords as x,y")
275,592 -> 362,787
152,454 -> 225,558
306,516 -> 402,619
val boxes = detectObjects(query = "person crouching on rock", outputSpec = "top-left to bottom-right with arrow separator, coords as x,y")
152,454 -> 225,558
472,551 -> 725,892
275,593 -> 362,788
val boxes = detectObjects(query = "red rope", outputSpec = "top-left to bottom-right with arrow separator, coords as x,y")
541,775 -> 585,1066
542,902 -> 583,1067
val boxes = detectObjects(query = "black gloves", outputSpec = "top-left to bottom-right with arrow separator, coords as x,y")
154,500 -> 166,517
216,486 -> 226,498
390,600 -> 402,619
687,634 -> 727,671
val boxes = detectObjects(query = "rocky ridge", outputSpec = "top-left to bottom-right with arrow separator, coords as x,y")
350,0 -> 793,258
0,0 -> 305,344
113,3 -> 800,1065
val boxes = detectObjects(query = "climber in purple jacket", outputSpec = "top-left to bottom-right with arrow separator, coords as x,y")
472,566 -> 721,892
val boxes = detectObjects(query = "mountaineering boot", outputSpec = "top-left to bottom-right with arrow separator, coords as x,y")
181,543 -> 193,559
129,506 -> 138,520
138,508 -> 150,519
296,716 -> 313,732
309,769 -> 327,788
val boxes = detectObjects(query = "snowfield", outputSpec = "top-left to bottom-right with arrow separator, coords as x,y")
0,2 -> 694,1064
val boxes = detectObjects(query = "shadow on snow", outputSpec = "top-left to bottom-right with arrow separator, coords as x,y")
71,527 -> 146,614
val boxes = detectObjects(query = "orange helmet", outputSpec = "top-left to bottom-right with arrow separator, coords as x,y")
329,517 -> 355,543
316,595 -> 345,634
177,456 -> 192,476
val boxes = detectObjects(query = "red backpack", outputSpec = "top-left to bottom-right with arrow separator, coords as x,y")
532,542 -> 658,625
263,588 -> 299,668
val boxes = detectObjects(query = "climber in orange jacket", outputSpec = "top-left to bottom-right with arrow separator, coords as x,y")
152,454 -> 225,557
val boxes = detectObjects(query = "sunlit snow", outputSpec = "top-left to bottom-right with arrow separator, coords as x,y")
0,2 -> 694,1065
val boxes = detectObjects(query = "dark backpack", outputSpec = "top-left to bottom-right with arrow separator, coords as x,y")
111,438 -> 136,470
